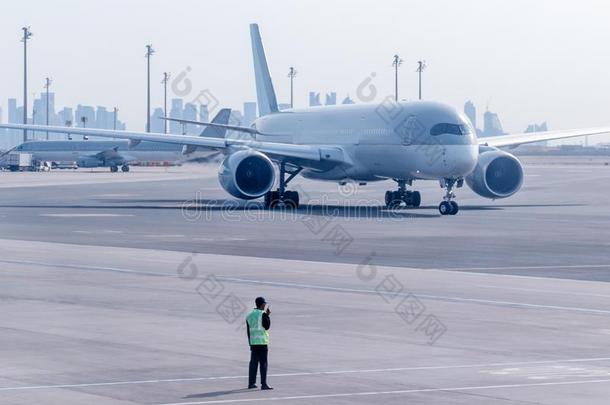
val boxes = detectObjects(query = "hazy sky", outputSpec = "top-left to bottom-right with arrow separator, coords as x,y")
2,0 -> 610,143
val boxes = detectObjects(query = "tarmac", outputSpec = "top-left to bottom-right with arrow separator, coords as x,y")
0,157 -> 609,404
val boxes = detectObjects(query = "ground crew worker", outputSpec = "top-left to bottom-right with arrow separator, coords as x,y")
246,296 -> 273,390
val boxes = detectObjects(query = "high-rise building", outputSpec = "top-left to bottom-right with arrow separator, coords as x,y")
184,102 -> 198,134
150,108 -> 165,133
199,104 -> 209,123
58,107 -> 73,127
243,102 -> 257,126
309,92 -> 321,107
483,110 -> 504,137
464,101 -> 476,129
169,98 -> 184,134
525,122 -> 548,146
8,99 -> 18,123
325,92 -> 337,106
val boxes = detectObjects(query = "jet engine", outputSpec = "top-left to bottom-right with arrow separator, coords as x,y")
218,150 -> 276,199
465,146 -> 523,199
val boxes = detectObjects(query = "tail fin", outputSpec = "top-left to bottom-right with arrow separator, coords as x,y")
250,24 -> 279,116
199,108 -> 231,138
183,108 -> 232,155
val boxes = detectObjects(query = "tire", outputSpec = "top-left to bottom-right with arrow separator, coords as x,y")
385,191 -> 393,207
110,166 -> 118,173
286,191 -> 299,208
411,191 -> 421,208
121,165 -> 130,172
385,191 -> 401,208
439,201 -> 452,215
266,191 -> 280,209
264,191 -> 272,208
449,201 -> 459,215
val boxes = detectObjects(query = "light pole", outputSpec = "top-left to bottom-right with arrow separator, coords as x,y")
287,67 -> 297,109
145,44 -> 155,132
44,77 -> 52,140
21,27 -> 33,142
113,107 -> 118,130
81,116 -> 88,140
392,54 -> 402,102
416,60 -> 426,100
162,72 -> 170,133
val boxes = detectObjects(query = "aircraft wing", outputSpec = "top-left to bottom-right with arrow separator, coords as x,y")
479,127 -> 610,148
0,123 -> 344,163
162,117 -> 260,135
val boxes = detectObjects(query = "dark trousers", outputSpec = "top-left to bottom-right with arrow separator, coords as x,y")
249,345 -> 268,386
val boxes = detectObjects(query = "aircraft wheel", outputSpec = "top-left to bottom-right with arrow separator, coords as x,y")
411,191 -> 421,208
110,166 -> 118,173
121,165 -> 130,172
284,191 -> 299,208
449,201 -> 459,215
439,201 -> 453,215
385,191 -> 402,208
264,191 -> 280,209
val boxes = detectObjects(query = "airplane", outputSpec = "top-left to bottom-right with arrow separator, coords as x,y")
2,24 -> 610,215
1,109 -> 231,172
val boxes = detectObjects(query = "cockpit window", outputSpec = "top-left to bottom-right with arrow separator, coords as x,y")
430,123 -> 471,136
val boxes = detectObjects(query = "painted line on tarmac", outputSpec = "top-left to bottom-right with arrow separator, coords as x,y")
1,258 -> 610,315
158,379 -> 610,404
448,264 -> 610,271
215,276 -> 610,316
40,213 -> 134,217
3,357 -> 610,392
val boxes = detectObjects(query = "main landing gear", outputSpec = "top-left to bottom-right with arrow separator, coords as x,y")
264,162 -> 302,209
438,178 -> 463,215
109,164 -> 130,173
384,179 -> 421,209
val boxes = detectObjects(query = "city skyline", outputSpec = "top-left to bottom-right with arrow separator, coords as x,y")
1,0 -> 610,145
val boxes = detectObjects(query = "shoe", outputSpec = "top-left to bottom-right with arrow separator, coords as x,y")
248,384 -> 257,389
261,385 -> 273,390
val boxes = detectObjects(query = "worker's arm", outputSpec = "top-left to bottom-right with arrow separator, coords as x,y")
246,320 -> 251,343
262,312 -> 270,330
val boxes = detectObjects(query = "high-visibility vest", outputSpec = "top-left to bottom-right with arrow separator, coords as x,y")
246,309 -> 269,345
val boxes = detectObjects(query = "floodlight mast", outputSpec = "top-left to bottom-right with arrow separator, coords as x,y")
416,60 -> 427,101
392,54 -> 403,102
113,107 -> 118,130
162,72 -> 170,133
44,77 -> 52,140
21,27 -> 33,142
145,44 -> 155,132
287,67 -> 297,109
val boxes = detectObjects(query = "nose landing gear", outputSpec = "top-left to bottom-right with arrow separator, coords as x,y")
438,178 -> 462,215
384,179 -> 421,209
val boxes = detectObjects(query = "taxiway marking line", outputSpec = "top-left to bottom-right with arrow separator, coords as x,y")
216,276 -> 610,315
2,357 -> 610,392
158,379 -> 610,404
1,259 -> 610,315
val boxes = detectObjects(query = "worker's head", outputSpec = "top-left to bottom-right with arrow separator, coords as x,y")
255,296 -> 267,309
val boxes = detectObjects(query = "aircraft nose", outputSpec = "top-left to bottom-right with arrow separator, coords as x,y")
448,144 -> 478,176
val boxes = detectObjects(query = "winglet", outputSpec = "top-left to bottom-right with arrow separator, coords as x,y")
250,24 -> 279,117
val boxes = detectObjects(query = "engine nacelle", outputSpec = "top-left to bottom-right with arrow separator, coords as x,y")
218,150 -> 276,200
465,147 -> 523,199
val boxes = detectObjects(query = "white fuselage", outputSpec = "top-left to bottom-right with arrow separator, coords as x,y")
252,100 -> 479,182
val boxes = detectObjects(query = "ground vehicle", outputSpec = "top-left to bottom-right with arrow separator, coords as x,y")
7,153 -> 33,172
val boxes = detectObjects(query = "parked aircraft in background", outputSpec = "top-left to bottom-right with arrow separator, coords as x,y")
1,109 -> 231,172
